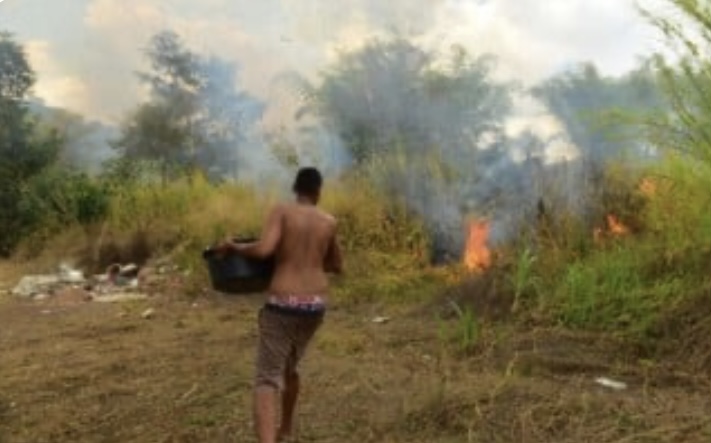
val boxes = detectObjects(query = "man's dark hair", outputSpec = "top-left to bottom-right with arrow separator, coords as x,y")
292,167 -> 323,196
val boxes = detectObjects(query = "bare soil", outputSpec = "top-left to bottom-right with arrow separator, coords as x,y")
1,289 -> 710,443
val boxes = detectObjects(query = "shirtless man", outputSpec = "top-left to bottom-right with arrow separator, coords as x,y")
218,167 -> 342,443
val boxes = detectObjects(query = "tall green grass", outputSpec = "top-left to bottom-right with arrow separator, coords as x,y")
500,0 -> 711,339
512,154 -> 711,338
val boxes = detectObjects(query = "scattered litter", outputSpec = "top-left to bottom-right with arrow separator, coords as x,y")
40,310 -> 52,315
372,316 -> 391,324
141,308 -> 155,319
595,377 -> 628,391
12,264 -> 86,299
12,275 -> 61,298
58,263 -> 84,283
11,259 -> 180,305
106,263 -> 140,287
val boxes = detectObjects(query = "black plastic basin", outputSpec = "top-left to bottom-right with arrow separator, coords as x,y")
202,238 -> 275,294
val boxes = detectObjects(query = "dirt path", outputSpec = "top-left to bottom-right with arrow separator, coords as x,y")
1,294 -> 709,442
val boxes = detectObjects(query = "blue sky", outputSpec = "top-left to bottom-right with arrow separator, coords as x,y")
0,0 -> 668,127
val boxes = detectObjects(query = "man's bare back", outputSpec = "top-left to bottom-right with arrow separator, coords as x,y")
217,167 -> 341,443
268,202 -> 340,296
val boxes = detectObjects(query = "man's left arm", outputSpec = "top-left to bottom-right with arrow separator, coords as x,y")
225,206 -> 283,259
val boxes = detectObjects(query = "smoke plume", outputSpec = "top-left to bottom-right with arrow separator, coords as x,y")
2,0 -> 672,256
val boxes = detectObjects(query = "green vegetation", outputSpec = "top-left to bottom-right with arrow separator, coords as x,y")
0,32 -> 64,254
439,301 -> 481,354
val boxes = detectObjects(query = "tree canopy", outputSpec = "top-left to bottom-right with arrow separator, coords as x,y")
113,31 -> 265,182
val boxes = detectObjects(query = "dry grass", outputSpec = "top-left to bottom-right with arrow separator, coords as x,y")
0,262 -> 31,294
0,287 -> 710,443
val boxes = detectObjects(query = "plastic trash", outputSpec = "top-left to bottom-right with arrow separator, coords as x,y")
595,377 -> 627,391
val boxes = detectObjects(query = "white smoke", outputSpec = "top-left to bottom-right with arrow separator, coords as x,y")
1,0 -> 675,255
2,0 -> 665,122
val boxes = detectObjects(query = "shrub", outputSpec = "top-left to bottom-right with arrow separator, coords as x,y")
12,168 -> 110,252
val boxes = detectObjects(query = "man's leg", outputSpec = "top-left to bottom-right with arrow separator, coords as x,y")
254,385 -> 279,443
254,308 -> 290,443
277,363 -> 299,440
277,314 -> 324,441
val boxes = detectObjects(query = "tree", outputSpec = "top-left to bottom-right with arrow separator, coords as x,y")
0,32 -> 57,182
0,32 -> 61,254
0,32 -> 34,101
285,37 -> 518,259
290,38 -> 513,165
113,31 -> 264,182
31,102 -> 118,174
532,62 -> 663,173
530,62 -> 666,223
642,0 -> 711,167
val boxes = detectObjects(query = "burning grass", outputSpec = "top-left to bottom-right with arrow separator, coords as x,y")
435,156 -> 711,354
6,153 -> 711,349
463,219 -> 492,273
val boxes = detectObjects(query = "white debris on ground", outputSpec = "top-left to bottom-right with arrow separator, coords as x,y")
9,260 -> 182,304
141,308 -> 155,319
595,377 -> 628,391
12,275 -> 63,298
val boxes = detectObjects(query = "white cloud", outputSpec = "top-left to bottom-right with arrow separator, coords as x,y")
81,0 -> 306,117
426,0 -> 665,85
9,0 -> 670,127
24,40 -> 90,113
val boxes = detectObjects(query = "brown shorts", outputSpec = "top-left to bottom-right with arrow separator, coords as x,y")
254,305 -> 324,390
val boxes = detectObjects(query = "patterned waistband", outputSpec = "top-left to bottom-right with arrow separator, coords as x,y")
266,294 -> 326,314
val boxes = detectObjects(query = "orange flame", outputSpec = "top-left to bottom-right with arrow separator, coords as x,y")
464,220 -> 492,272
594,214 -> 630,243
606,214 -> 629,236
